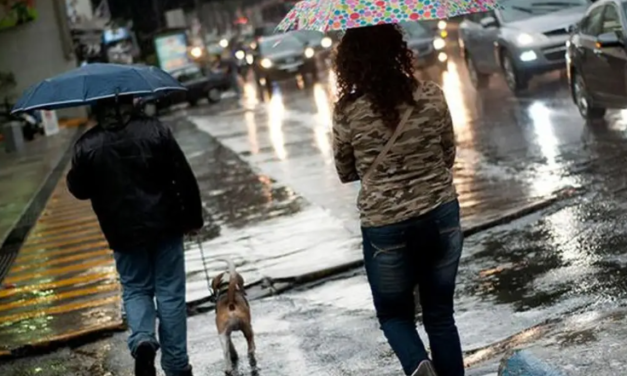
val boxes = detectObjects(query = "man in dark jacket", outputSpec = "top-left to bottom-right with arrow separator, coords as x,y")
67,96 -> 203,376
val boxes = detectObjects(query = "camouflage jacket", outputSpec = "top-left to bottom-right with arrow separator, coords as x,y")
332,81 -> 457,227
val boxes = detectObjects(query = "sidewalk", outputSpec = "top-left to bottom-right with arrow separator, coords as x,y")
0,128 -> 82,282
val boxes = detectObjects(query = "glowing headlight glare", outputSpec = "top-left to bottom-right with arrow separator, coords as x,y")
438,20 -> 447,30
219,39 -> 229,48
190,47 -> 203,58
235,50 -> 246,60
261,58 -> 273,68
305,47 -> 315,58
246,54 -> 254,65
520,50 -> 537,62
321,37 -> 333,48
433,38 -> 446,50
438,52 -> 448,62
517,33 -> 534,46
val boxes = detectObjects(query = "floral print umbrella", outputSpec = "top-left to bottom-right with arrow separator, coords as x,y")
276,0 -> 501,32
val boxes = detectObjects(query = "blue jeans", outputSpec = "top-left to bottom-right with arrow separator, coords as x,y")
114,236 -> 190,376
362,200 -> 464,376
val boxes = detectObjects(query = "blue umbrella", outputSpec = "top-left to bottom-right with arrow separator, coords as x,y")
12,63 -> 186,114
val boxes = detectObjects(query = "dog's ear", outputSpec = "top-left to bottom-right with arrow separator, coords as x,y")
236,273 -> 245,288
211,273 -> 223,292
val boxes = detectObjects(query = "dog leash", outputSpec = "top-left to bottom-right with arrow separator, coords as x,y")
196,234 -> 214,297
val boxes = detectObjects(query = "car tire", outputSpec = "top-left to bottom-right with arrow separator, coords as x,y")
188,99 -> 198,107
572,71 -> 606,120
501,51 -> 528,94
465,52 -> 489,89
207,88 -> 222,104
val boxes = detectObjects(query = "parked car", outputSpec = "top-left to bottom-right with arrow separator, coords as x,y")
251,34 -> 318,91
144,64 -> 230,113
567,0 -> 627,119
400,21 -> 448,72
459,0 -> 591,93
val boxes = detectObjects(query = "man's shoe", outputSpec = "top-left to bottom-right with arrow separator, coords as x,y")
411,360 -> 438,376
179,365 -> 194,376
135,342 -> 157,376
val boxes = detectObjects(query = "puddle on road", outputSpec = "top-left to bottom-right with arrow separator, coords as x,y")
461,195 -> 627,313
170,118 -> 305,237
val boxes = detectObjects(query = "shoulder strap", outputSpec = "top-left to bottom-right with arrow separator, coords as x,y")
362,107 -> 414,183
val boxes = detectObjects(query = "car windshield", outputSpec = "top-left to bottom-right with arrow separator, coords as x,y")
172,66 -> 203,82
292,31 -> 324,46
399,21 -> 431,38
499,0 -> 589,23
259,36 -> 304,55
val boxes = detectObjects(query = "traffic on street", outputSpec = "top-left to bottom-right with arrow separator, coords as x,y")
4,0 -> 627,375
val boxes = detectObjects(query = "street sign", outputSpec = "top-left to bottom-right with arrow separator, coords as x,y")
41,110 -> 60,136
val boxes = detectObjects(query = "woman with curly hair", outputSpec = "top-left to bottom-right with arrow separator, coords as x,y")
332,24 -> 463,376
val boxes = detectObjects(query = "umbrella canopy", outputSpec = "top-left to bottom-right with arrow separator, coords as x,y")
277,0 -> 502,32
12,63 -> 186,114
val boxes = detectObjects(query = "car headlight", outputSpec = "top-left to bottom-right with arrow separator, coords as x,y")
261,58 -> 273,68
321,37 -> 333,49
190,47 -> 203,58
438,20 -> 447,30
235,50 -> 246,60
305,47 -> 315,58
433,38 -> 446,50
219,38 -> 229,48
246,54 -> 254,65
516,33 -> 534,46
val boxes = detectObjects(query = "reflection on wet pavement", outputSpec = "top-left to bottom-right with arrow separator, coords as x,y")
167,120 -> 361,303
189,60 -> 584,236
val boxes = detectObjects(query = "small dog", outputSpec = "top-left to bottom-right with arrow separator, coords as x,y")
212,259 -> 257,375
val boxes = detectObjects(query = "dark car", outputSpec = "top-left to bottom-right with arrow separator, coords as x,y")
400,21 -> 449,72
567,0 -> 627,119
252,34 -> 318,91
146,64 -> 230,113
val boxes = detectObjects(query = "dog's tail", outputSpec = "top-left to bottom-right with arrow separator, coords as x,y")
217,258 -> 238,311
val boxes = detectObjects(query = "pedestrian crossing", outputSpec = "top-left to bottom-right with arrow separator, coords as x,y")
0,175 -> 123,357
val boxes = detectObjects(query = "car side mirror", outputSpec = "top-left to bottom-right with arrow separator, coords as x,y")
596,32 -> 623,48
480,16 -> 498,28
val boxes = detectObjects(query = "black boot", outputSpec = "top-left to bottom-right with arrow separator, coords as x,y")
134,342 -> 157,376
180,365 -> 194,376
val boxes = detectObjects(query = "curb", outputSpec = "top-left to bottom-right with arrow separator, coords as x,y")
186,192 -> 574,311
0,126 -> 85,284
499,350 -> 564,376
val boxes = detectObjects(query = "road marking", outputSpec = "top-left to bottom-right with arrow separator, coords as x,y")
9,249 -> 113,273
25,227 -> 102,244
0,295 -> 120,325
16,241 -> 109,261
22,233 -> 105,251
29,221 -> 101,239
0,271 -> 116,299
0,283 -> 120,312
4,257 -> 114,284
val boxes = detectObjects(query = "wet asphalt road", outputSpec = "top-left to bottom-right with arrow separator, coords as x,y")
5,51 -> 627,375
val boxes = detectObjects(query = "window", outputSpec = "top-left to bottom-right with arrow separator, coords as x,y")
582,7 -> 604,35
601,5 -> 623,33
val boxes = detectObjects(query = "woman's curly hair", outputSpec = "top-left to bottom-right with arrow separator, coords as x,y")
334,24 -> 418,128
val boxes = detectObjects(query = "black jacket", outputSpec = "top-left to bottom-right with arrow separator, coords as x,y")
67,115 -> 204,251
